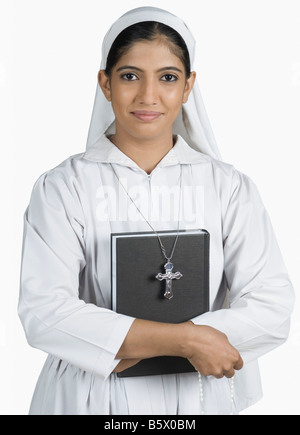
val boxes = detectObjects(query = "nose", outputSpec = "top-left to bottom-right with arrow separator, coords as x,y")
136,77 -> 159,105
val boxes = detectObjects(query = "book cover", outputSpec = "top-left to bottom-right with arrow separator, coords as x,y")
111,229 -> 210,377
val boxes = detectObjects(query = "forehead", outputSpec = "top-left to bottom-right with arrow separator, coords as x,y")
114,39 -> 184,68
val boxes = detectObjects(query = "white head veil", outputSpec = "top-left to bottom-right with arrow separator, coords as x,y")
86,6 -> 221,160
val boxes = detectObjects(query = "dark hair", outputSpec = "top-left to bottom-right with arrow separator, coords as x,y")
105,21 -> 191,79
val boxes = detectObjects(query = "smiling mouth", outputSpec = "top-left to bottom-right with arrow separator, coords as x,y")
131,111 -> 163,122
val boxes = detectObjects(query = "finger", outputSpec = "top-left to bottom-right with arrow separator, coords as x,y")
224,369 -> 235,379
214,371 -> 225,379
234,355 -> 244,371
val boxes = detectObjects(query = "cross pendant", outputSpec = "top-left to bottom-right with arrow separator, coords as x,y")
155,261 -> 183,300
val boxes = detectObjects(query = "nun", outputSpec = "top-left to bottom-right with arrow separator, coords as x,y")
18,7 -> 295,415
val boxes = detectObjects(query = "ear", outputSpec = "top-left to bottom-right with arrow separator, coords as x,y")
182,71 -> 196,104
98,70 -> 112,102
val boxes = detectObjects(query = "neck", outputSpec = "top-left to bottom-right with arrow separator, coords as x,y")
110,128 -> 175,175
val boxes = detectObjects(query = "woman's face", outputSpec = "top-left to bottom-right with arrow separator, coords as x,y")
99,40 -> 196,142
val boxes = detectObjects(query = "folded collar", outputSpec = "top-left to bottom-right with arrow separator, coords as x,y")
83,134 -> 207,169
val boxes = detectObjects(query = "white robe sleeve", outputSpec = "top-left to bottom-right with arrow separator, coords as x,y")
18,170 -> 135,380
192,170 -> 295,364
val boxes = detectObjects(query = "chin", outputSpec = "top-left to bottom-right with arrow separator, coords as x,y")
126,122 -> 173,141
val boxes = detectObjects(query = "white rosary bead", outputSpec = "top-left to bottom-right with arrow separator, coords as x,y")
198,372 -> 235,415
230,377 -> 235,415
198,372 -> 205,415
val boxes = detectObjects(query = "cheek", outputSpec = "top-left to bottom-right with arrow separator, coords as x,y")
111,83 -> 136,108
161,87 -> 185,111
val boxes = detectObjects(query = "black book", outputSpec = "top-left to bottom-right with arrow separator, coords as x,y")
111,228 -> 210,377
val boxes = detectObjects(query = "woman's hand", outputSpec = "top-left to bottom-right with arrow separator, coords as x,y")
184,324 -> 244,379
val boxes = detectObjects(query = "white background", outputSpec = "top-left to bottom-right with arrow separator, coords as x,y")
1,0 -> 299,415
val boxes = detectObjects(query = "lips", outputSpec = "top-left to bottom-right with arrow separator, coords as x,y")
131,111 -> 162,122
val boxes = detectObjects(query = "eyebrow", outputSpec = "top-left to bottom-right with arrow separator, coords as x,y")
116,66 -> 184,74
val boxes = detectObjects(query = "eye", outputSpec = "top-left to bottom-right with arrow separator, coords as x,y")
161,74 -> 178,82
121,73 -> 138,81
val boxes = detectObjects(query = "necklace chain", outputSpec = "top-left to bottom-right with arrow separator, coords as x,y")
110,164 -> 183,261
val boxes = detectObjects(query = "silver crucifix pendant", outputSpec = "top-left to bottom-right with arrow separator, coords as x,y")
155,261 -> 183,300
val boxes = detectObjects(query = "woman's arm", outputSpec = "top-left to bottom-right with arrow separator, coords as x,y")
191,171 -> 295,365
18,169 -> 135,380
114,319 -> 243,378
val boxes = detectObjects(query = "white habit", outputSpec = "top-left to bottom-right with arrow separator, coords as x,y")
18,134 -> 294,415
